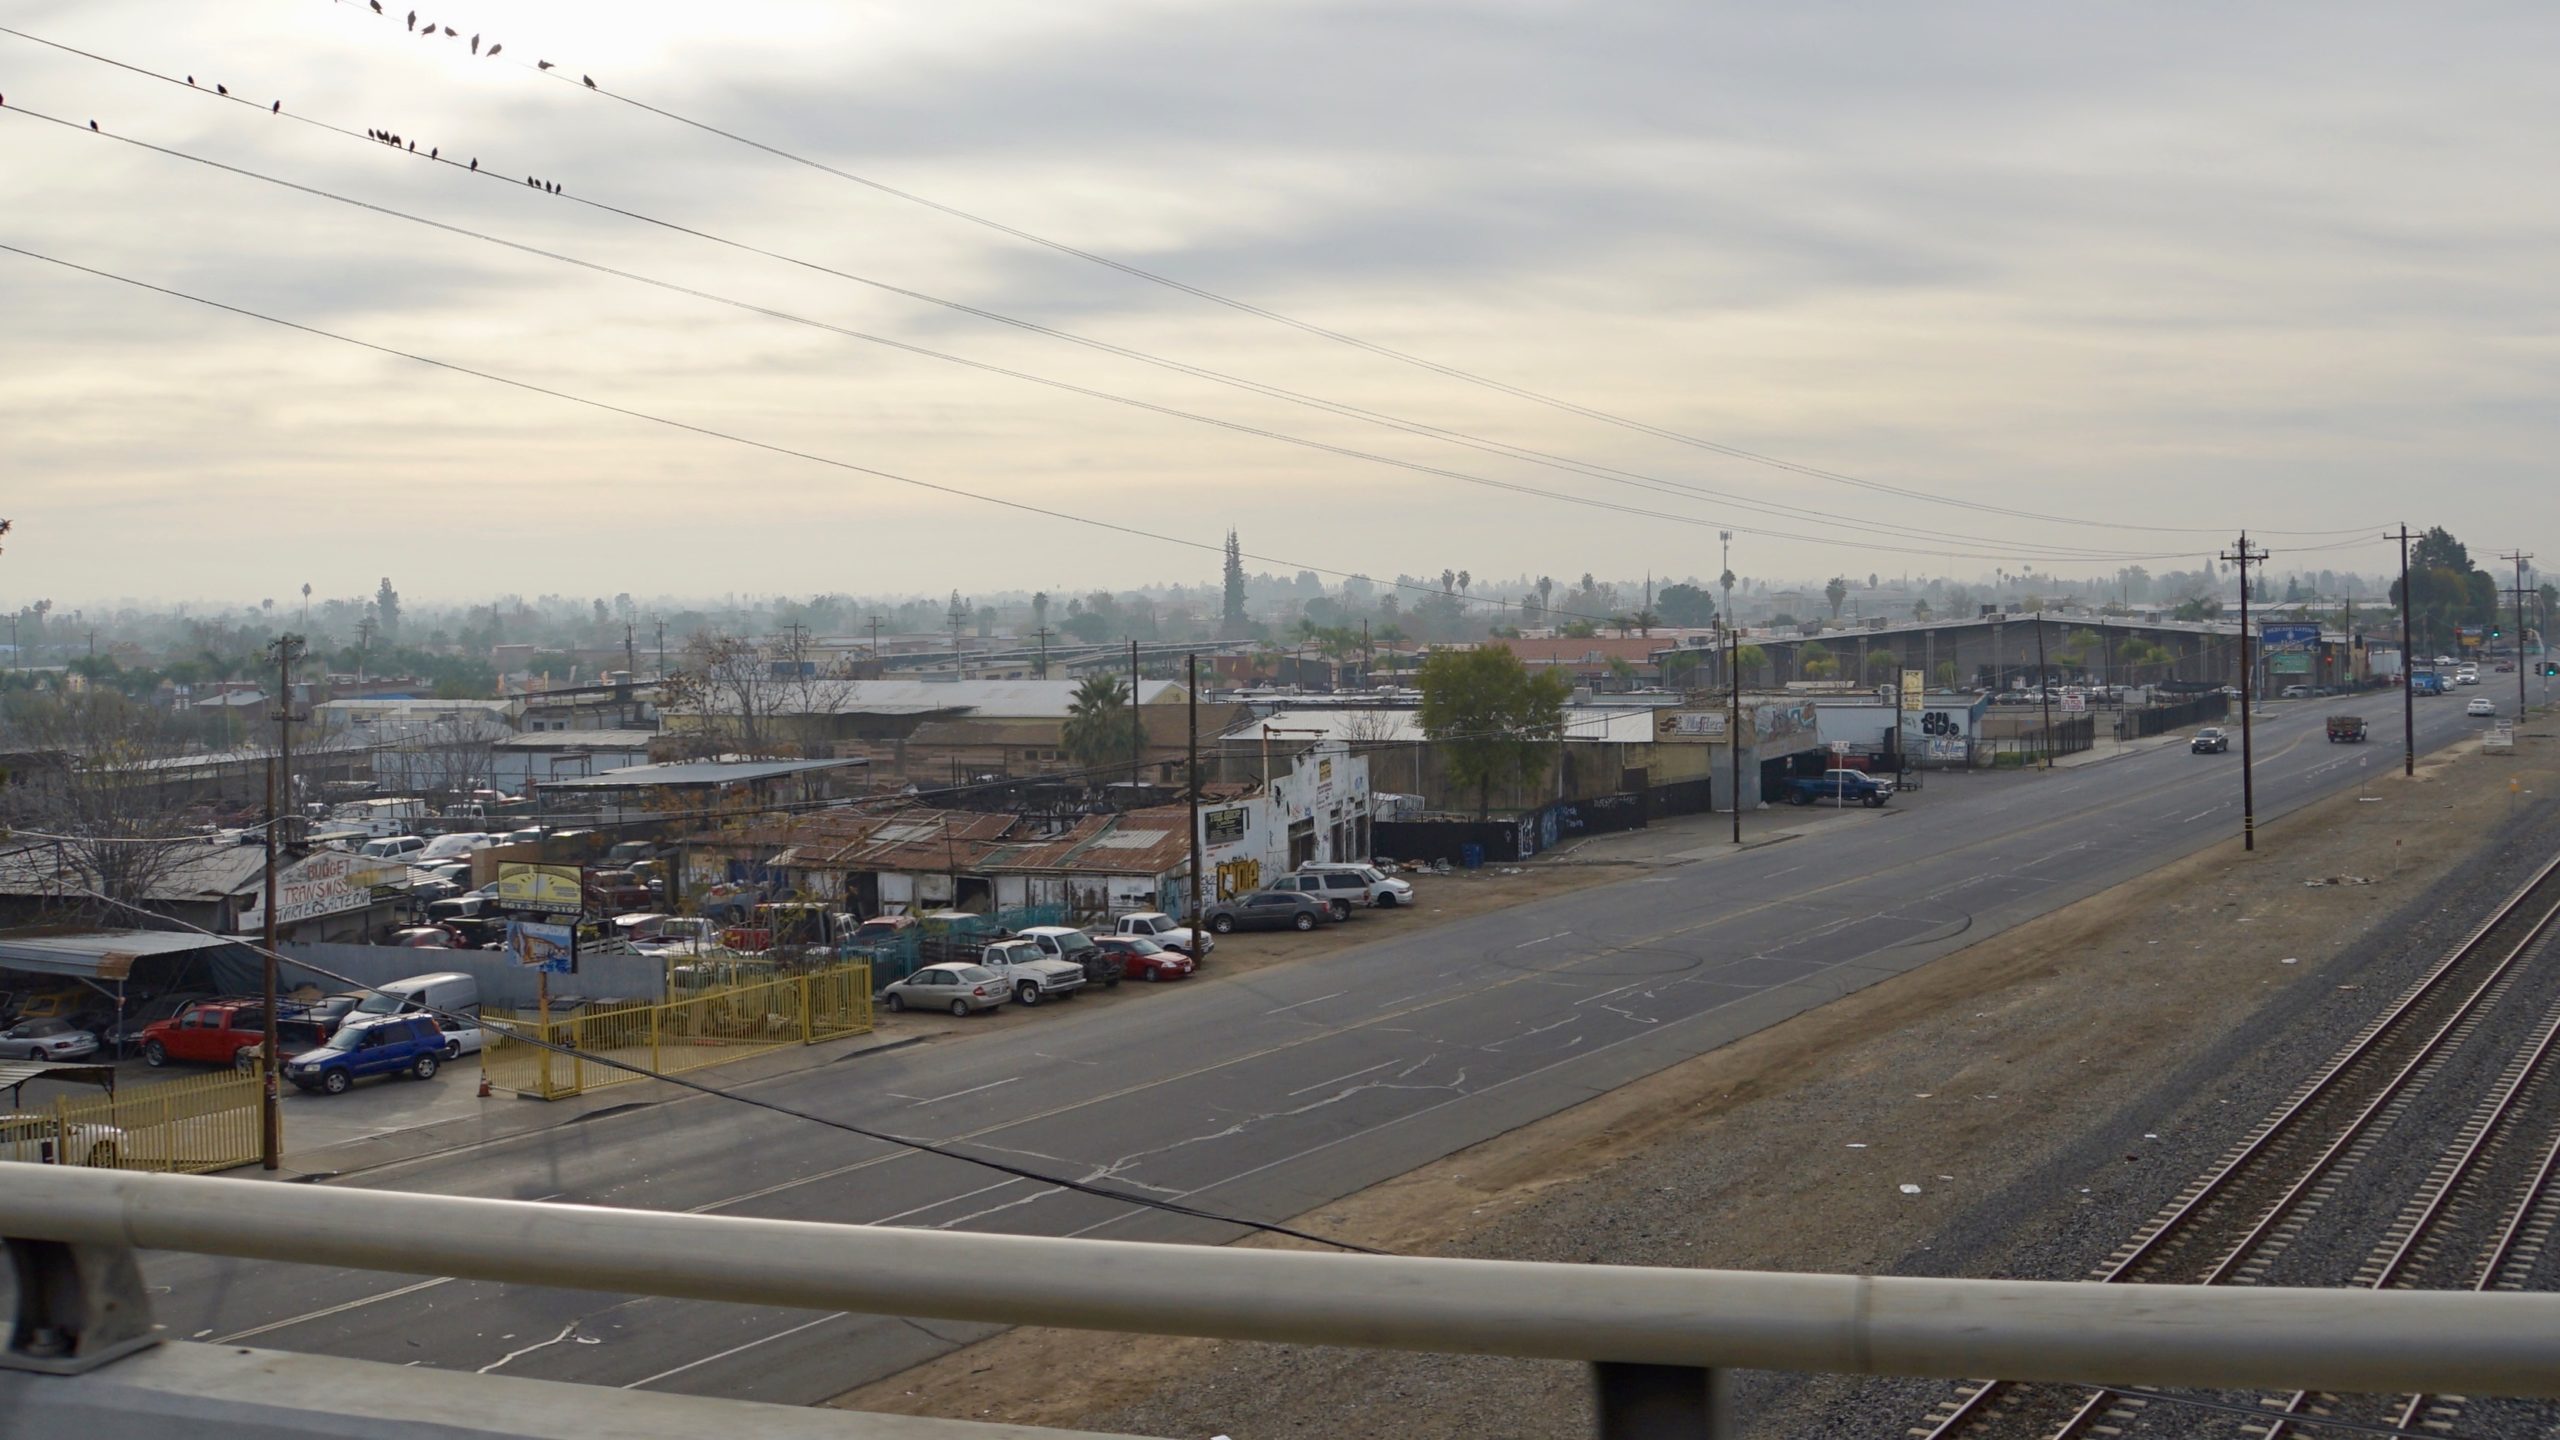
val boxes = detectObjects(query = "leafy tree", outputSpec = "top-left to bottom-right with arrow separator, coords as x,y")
1062,673 -> 1143,776
1656,583 -> 1716,628
1604,655 -> 1639,690
1659,650 -> 1703,691
1863,650 -> 1901,679
2172,596 -> 2223,622
1559,619 -> 1599,639
1911,598 -> 1933,622
1933,660 -> 1959,688
2389,526 -> 2497,651
1800,640 -> 1833,680
1824,576 -> 1849,619
1770,612 -> 1800,629
1220,531 -> 1249,639
375,577 -> 402,637
1416,646 -> 1570,818
1734,644 -> 1768,684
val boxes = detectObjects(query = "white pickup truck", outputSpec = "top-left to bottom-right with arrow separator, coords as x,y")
976,940 -> 1088,1006
1111,911 -> 1214,958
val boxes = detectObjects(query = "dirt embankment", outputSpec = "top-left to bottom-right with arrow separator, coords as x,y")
835,730 -> 2556,1438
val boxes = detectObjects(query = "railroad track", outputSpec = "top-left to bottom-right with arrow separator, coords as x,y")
1913,852 -> 2560,1440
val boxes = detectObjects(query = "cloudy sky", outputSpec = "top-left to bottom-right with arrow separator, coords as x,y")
4,1 -> 2554,606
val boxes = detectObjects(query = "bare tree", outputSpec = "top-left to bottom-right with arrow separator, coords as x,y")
0,688 -> 207,922
662,631 -> 854,759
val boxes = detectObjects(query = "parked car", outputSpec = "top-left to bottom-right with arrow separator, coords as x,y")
2279,684 -> 2311,700
387,926 -> 460,948
2468,697 -> 2498,717
0,1018 -> 99,1061
1202,891 -> 1333,934
974,940 -> 1088,1005
1267,872 -> 1357,921
878,963 -> 1009,1016
1296,862 -> 1414,909
605,840 -> 660,868
1093,936 -> 1194,982
282,1015 -> 448,1094
1112,911 -> 1214,957
2191,727 -> 2230,754
0,1112 -> 126,1167
417,832 -> 497,863
359,834 -> 429,860
139,1000 -> 328,1070
840,915 -> 918,950
348,972 -> 485,1058
100,990 -> 214,1052
1777,769 -> 1892,807
1014,927 -> 1123,988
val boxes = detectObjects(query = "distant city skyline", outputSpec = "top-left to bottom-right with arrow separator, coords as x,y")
5,2 -> 2553,602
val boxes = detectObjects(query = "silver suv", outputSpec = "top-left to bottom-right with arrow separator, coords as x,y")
1294,863 -> 1414,911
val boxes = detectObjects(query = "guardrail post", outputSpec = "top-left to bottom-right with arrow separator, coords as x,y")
3,1236 -> 159,1375
1593,1362 -> 1728,1440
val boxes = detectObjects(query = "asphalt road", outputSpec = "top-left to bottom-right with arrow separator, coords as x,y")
137,691 -> 2500,1404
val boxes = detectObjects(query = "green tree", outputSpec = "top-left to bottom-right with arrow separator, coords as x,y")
1416,646 -> 1570,818
1800,640 -> 1833,679
1656,583 -> 1717,628
1604,655 -> 1639,690
1824,576 -> 1849,619
2389,527 -> 2497,651
2172,596 -> 2223,623
1659,650 -> 1703,691
1734,644 -> 1768,685
1062,673 -> 1142,775
1559,618 -> 1599,639
1863,650 -> 1901,680
1220,531 -> 1249,639
1911,598 -> 1933,622
1933,660 -> 1958,688
375,577 -> 402,637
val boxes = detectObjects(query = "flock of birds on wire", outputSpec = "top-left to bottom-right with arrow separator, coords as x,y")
26,0 -> 603,195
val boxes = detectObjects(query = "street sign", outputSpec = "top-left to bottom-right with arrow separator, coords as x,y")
1901,670 -> 1926,712
2060,692 -> 2087,713
505,918 -> 577,973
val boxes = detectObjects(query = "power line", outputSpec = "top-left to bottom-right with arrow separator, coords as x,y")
0,104 -> 2184,566
0,25 -> 2278,563
67,884 -> 1383,1253
326,12 -> 2387,542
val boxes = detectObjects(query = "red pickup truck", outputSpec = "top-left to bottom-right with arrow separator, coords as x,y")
139,999 -> 330,1071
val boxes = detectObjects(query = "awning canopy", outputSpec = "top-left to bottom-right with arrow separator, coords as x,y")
0,930 -> 244,981
0,1059 -> 117,1101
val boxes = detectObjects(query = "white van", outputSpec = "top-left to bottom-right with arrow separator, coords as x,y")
350,971 -> 484,1058
332,797 -> 431,838
359,835 -> 428,861
417,832 -> 496,863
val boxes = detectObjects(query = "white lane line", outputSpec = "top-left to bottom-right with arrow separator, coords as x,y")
1263,991 -> 1345,1015
1572,980 -> 1647,1008
1287,1059 -> 1397,1097
1512,932 -> 1568,949
1764,865 -> 1803,879
908,1077 -> 1018,1108
2180,807 -> 2218,823
215,1276 -> 454,1343
622,1312 -> 842,1390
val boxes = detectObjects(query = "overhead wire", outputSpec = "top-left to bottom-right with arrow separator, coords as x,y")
0,102 -> 2186,567
0,24 -> 2248,565
334,13 -> 2394,542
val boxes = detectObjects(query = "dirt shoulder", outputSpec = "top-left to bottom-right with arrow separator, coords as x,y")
831,727 -> 2556,1437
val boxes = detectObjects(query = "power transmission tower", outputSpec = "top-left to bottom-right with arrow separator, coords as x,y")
2222,533 -> 2269,851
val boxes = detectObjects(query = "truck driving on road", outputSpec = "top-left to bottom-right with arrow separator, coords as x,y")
1778,769 -> 1893,808
2326,714 -> 2369,743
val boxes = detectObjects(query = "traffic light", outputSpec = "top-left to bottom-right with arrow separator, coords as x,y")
2544,662 -> 2558,677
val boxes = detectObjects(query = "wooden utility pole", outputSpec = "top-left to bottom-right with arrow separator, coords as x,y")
1187,653 -> 1203,944
260,631 -> 304,1171
1129,640 -> 1143,802
2504,551 -> 2535,719
2036,611 -> 2053,769
2224,535 -> 2269,851
1033,627 -> 1055,680
1722,532 -> 1742,845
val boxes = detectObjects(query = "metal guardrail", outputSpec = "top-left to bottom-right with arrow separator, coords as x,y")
6,1168 -> 2560,1437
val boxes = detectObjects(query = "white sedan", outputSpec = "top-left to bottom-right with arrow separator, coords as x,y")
2467,698 -> 2497,717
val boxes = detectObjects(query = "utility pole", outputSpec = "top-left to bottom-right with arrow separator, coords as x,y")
2035,610 -> 2053,770
1722,531 -> 1742,845
260,631 -> 304,1172
1187,652 -> 1203,941
2394,525 -> 2415,776
624,621 -> 637,679
653,617 -> 667,680
1033,627 -> 1055,679
2224,534 -> 2268,851
1128,639 -> 1143,803
866,614 -> 883,673
2504,551 -> 2535,719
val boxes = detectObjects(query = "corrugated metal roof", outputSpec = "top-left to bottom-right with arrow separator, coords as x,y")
694,679 -> 1189,719
542,756 -> 866,790
0,930 -> 242,979
494,730 -> 662,751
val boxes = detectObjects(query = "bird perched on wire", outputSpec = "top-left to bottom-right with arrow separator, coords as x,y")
537,60 -> 553,70
405,8 -> 415,28
186,75 -> 196,86
369,0 -> 381,11
216,84 -> 228,96
271,100 -> 281,113
582,75 -> 596,88
469,33 -> 479,53
429,146 -> 437,159
468,157 -> 477,170
89,119 -> 98,130
443,26 -> 456,36
486,43 -> 501,57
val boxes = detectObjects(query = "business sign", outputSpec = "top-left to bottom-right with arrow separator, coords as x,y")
1656,711 -> 1729,740
497,862 -> 584,916
273,850 -> 389,925
2060,692 -> 2087,713
2262,622 -> 2321,676
2458,625 -> 2486,651
505,918 -> 577,974
1901,670 -> 1927,712
1203,807 -> 1250,846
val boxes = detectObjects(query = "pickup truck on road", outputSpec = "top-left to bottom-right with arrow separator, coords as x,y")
975,940 -> 1088,1006
1778,769 -> 1893,808
2326,714 -> 2369,743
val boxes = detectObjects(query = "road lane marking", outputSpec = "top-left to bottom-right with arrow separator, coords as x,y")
907,1077 -> 1017,1107
215,1276 -> 454,1343
622,1312 -> 842,1390
1512,932 -> 1568,949
1287,1059 -> 1397,1096
1263,991 -> 1344,1015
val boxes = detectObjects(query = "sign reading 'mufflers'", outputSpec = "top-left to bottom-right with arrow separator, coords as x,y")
1656,711 -> 1728,740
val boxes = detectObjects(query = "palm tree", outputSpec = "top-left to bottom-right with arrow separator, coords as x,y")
1062,673 -> 1139,774
1824,576 -> 1849,620
1630,609 -> 1661,637
1441,568 -> 1457,596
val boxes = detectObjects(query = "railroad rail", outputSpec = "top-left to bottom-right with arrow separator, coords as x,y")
1917,851 -> 2560,1440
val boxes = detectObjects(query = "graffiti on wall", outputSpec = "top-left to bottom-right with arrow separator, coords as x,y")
1751,701 -> 1820,745
1214,856 -> 1263,901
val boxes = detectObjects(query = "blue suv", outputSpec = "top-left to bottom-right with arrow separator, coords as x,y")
283,1014 -> 447,1095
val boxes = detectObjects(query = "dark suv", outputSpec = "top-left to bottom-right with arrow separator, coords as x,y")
282,1015 -> 447,1095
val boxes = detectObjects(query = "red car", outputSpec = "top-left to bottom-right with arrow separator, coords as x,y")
140,999 -> 329,1071
1093,936 -> 1195,983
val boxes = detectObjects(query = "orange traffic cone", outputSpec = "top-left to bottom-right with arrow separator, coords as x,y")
477,1073 -> 492,1098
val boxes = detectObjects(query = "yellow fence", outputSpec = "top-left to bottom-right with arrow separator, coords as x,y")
483,963 -> 873,1101
1,1069 -> 263,1174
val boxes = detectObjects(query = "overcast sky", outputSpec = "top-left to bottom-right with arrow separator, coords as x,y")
4,1 -> 2553,607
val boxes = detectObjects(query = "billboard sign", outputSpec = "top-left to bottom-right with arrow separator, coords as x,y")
2458,625 -> 2486,651
497,862 -> 584,915
1901,671 -> 1926,712
1656,711 -> 1729,740
1203,807 -> 1249,846
273,850 -> 389,925
505,918 -> 577,974
2262,622 -> 2321,676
